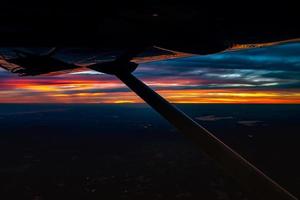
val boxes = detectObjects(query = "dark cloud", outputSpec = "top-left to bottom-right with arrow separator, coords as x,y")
196,115 -> 233,121
135,42 -> 300,90
237,121 -> 263,127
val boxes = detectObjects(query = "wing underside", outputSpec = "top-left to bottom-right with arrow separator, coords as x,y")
0,46 -> 193,76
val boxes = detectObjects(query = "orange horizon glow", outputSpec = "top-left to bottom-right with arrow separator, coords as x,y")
0,76 -> 299,104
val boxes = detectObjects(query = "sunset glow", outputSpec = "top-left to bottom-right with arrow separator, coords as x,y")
0,74 -> 299,104
1,42 -> 300,104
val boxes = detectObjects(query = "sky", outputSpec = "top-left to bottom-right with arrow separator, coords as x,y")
0,42 -> 300,104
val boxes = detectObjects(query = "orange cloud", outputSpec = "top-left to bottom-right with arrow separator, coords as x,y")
0,75 -> 299,104
158,89 -> 300,104
0,68 -> 299,104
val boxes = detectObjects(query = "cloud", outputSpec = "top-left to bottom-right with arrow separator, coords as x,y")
134,42 -> 300,92
237,121 -> 263,126
196,115 -> 233,121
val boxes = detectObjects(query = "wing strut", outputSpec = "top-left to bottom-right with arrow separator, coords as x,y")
115,72 -> 297,200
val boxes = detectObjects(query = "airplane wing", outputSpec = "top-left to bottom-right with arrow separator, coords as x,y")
132,46 -> 193,64
60,46 -> 192,75
73,46 -> 194,67
225,38 -> 300,52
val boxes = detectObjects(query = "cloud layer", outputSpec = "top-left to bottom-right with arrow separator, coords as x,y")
1,42 -> 300,103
